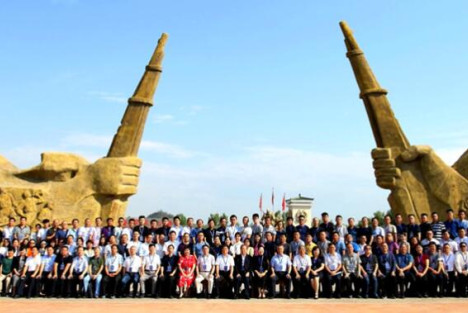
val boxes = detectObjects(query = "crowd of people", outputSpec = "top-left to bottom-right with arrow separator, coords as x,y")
1,208 -> 468,300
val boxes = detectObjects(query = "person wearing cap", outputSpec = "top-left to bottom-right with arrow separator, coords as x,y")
234,244 -> 252,299
342,242 -> 361,298
161,244 -> 178,298
215,245 -> 235,299
292,245 -> 311,298
455,242 -> 468,296
83,246 -> 104,298
68,246 -> 88,298
101,244 -> 123,298
269,244 -> 292,299
440,243 -> 456,296
195,244 -> 215,298
139,243 -> 162,298
121,245 -> 142,297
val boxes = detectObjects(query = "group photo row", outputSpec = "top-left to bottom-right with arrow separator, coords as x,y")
1,209 -> 468,300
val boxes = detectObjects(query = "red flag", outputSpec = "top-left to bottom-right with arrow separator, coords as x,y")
271,188 -> 275,209
282,193 -> 286,212
259,193 -> 263,213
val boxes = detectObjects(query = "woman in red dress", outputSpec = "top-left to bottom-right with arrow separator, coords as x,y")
178,247 -> 197,298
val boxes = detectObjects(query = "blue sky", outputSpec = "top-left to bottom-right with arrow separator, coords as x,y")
1,1 -> 468,221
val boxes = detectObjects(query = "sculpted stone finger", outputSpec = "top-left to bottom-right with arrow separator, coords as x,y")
376,176 -> 396,189
373,158 -> 396,169
371,148 -> 392,160
375,167 -> 401,178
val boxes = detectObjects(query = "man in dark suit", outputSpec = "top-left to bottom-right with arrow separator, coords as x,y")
134,215 -> 149,242
234,244 -> 252,299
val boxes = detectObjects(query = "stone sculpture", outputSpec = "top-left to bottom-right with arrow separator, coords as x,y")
340,21 -> 468,220
0,33 -> 168,227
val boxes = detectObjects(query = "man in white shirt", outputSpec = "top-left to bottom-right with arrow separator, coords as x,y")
226,215 -> 239,242
121,246 -> 142,297
335,215 -> 348,240
440,230 -> 458,253
2,217 -> 16,241
230,232 -> 243,256
324,243 -> 343,298
121,218 -> 135,241
456,228 -> 468,247
292,245 -> 311,298
181,218 -> 193,239
383,215 -> 397,238
455,242 -> 468,296
371,218 -> 386,240
440,243 -> 455,296
139,244 -> 161,298
37,219 -> 50,242
163,231 -> 179,254
195,245 -> 215,298
269,245 -> 292,299
170,216 -> 182,240
90,217 -> 102,248
113,217 -> 125,242
18,246 -> 42,298
102,245 -> 123,298
68,246 -> 88,297
215,245 -> 235,298
128,231 -> 142,255
78,218 -> 92,243
239,216 -> 252,241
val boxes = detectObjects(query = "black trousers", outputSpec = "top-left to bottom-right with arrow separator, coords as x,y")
40,271 -> 53,296
234,271 -> 250,298
270,271 -> 291,298
343,273 -> 360,297
70,272 -> 86,297
427,272 -> 443,296
456,273 -> 468,297
101,273 -> 122,297
52,271 -> 70,297
378,273 -> 396,298
323,272 -> 342,298
396,271 -> 415,296
413,273 -> 428,296
292,272 -> 310,297
18,272 -> 37,297
253,271 -> 268,290
160,272 -> 176,297
443,271 -> 456,295
216,271 -> 233,298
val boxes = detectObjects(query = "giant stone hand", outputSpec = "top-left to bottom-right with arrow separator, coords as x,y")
0,34 -> 168,227
340,21 -> 468,220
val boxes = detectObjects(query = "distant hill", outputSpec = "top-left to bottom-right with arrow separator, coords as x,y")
146,210 -> 174,220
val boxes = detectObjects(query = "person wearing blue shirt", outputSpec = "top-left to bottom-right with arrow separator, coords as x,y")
194,232 -> 208,258
395,243 -> 414,298
269,245 -> 292,299
345,234 -> 361,254
377,243 -> 396,298
190,219 -> 204,242
444,209 -> 460,239
457,209 -> 468,231
331,232 -> 346,256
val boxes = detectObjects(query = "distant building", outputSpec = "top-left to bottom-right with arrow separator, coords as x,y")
286,194 -> 314,226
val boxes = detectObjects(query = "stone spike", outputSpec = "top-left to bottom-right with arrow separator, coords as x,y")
107,33 -> 168,158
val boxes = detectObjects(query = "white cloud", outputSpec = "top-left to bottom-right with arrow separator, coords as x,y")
140,140 -> 195,159
153,114 -> 174,124
88,91 -> 127,104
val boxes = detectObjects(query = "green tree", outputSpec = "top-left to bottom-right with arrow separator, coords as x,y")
175,213 -> 187,226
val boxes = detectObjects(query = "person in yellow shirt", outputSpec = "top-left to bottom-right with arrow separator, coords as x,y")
305,234 -> 317,257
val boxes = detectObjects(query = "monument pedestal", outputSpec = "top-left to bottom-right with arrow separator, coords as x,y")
286,194 -> 314,226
